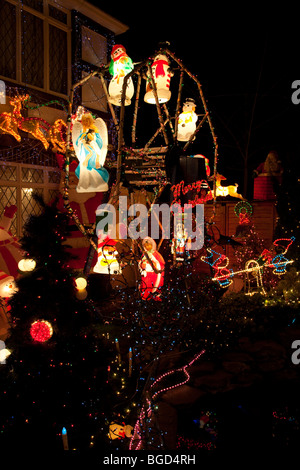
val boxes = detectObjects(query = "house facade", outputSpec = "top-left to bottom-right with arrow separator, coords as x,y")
0,0 -> 128,236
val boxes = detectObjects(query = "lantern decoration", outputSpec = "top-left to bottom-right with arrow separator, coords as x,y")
108,422 -> 133,440
144,54 -> 173,104
93,237 -> 121,275
30,320 -> 53,343
0,271 -> 17,298
177,98 -> 198,142
108,44 -> 134,106
139,237 -> 165,300
72,112 -> 109,193
75,276 -> 88,300
18,258 -> 36,272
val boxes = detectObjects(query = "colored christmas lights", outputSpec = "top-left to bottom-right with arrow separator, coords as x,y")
30,320 -> 53,343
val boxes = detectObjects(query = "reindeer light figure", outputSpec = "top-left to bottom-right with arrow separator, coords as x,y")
215,174 -> 244,199
0,94 -> 54,150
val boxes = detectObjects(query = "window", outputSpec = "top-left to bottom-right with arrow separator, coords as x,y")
0,1 -> 17,80
0,161 -> 61,236
21,10 -> 44,88
49,24 -> 68,94
0,0 -> 71,98
81,25 -> 108,112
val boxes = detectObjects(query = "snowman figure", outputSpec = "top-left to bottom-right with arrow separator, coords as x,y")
108,44 -> 134,106
177,98 -> 198,142
144,54 -> 173,104
0,271 -> 17,298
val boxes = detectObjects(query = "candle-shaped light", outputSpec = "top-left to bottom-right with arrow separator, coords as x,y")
128,347 -> 133,377
62,427 -> 69,450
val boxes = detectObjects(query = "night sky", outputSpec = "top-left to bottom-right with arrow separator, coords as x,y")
93,3 -> 300,195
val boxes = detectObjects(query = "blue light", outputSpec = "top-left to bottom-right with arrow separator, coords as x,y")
62,427 -> 67,435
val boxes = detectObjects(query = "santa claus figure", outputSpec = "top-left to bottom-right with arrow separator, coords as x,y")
177,98 -> 198,142
144,54 -> 173,104
108,44 -> 134,106
139,237 -> 165,300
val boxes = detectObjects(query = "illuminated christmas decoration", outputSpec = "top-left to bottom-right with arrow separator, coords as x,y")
18,258 -> 36,272
234,201 -> 253,224
177,98 -> 198,142
0,271 -> 17,297
171,179 -> 213,207
215,174 -> 244,199
144,54 -> 173,104
108,421 -> 133,440
75,276 -> 88,300
201,248 -> 234,288
130,350 -> 205,450
266,237 -> 295,275
62,427 -> 69,450
108,44 -> 134,106
0,340 -> 11,364
139,237 -> 165,300
49,119 -> 67,154
30,320 -> 53,343
75,277 -> 87,290
171,215 -> 191,264
0,94 -> 50,149
0,94 -> 68,151
245,259 -> 266,295
72,112 -> 109,193
93,237 -> 121,275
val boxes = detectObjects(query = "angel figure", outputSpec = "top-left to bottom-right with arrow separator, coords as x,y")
72,112 -> 109,193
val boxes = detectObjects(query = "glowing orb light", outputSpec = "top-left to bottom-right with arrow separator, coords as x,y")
30,320 -> 53,343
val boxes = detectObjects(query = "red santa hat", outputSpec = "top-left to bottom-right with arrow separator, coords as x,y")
98,236 -> 117,249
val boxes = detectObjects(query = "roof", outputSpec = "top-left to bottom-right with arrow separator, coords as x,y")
57,0 -> 129,35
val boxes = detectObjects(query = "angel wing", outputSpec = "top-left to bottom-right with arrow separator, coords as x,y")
94,117 -> 108,167
71,121 -> 83,158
